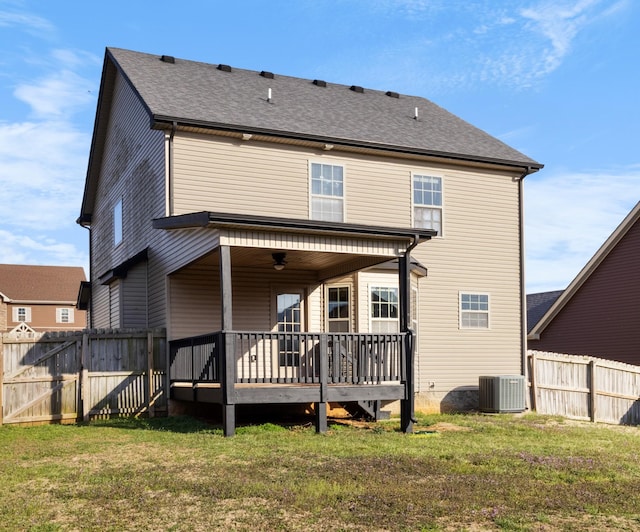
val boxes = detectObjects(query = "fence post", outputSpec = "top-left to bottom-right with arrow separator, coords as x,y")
0,333 -> 4,427
81,333 -> 90,422
529,352 -> 537,412
589,359 -> 597,422
147,330 -> 155,418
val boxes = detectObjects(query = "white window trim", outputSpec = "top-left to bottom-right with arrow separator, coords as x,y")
411,172 -> 444,237
459,291 -> 490,330
325,284 -> 351,333
308,160 -> 346,222
56,307 -> 74,324
13,306 -> 32,323
114,197 -> 123,246
368,284 -> 400,333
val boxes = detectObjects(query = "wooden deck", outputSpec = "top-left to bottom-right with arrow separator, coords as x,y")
169,330 -> 411,434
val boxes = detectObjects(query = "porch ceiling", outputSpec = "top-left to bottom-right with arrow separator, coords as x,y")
193,247 -> 392,281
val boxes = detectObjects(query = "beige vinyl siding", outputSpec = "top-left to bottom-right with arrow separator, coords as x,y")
92,283 -> 110,328
121,261 -> 148,328
412,167 -> 522,393
169,262 -> 320,340
172,133 -> 412,227
109,281 -> 121,328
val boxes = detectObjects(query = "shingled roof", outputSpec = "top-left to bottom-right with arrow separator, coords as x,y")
0,264 -> 86,303
103,47 -> 542,168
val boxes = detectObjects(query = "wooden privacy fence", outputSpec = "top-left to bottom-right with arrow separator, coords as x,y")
529,350 -> 640,425
0,328 -> 167,426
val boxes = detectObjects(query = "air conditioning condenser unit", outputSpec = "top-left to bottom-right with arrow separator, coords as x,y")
479,375 -> 526,413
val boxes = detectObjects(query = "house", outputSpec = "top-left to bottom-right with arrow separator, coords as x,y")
526,290 -> 563,333
78,48 -> 542,435
528,201 -> 640,365
0,264 -> 87,333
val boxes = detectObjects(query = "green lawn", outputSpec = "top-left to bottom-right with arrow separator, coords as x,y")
2,412 -> 640,531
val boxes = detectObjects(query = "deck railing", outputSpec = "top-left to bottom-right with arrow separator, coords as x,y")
169,331 -> 406,386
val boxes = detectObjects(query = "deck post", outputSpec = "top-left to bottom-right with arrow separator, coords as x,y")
399,253 -> 414,433
219,245 -> 236,437
315,334 -> 329,433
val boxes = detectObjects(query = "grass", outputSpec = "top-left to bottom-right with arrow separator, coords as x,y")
2,412 -> 640,531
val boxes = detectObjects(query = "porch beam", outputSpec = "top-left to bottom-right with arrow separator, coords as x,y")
219,245 -> 236,436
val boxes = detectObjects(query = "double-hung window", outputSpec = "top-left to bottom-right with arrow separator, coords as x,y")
327,286 -> 350,332
370,286 -> 399,333
413,174 -> 442,235
57,308 -> 73,324
460,293 -> 490,329
13,306 -> 31,323
310,162 -> 344,222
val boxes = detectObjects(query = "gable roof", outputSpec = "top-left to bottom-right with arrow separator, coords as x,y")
80,47 -> 542,221
526,290 -> 563,333
0,264 -> 87,303
528,201 -> 640,339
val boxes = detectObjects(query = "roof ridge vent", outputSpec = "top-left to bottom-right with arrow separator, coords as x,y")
350,85 -> 364,93
313,79 -> 327,87
217,64 -> 232,72
385,91 -> 400,99
260,71 -> 275,79
160,55 -> 175,64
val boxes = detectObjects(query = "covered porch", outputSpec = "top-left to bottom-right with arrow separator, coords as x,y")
154,211 -> 435,436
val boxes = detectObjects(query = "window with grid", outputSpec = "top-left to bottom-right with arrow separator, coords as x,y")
13,306 -> 31,323
57,308 -> 74,324
327,286 -> 350,332
370,286 -> 399,333
413,174 -> 442,234
460,293 -> 489,329
310,163 -> 344,222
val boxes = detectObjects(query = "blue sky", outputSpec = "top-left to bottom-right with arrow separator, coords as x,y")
0,0 -> 638,293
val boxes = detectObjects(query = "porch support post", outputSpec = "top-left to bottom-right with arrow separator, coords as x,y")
399,252 -> 414,434
219,245 -> 236,437
315,335 -> 329,433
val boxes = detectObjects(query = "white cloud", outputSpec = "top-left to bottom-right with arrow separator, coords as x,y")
524,166 -> 639,293
0,9 -> 54,33
14,69 -> 94,118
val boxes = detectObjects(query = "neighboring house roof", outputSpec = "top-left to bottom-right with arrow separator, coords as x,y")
80,47 -> 542,221
0,264 -> 87,303
528,201 -> 640,339
526,290 -> 563,333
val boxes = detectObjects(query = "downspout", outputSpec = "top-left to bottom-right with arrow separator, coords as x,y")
518,166 -> 533,407
79,222 -> 93,328
166,121 -> 177,216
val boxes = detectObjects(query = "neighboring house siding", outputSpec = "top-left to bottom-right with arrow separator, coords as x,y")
5,303 -> 85,331
529,220 -> 640,365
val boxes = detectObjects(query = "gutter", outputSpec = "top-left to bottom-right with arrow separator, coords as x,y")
151,117 -> 544,172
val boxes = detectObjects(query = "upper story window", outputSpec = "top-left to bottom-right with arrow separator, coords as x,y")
13,306 -> 31,323
114,198 -> 123,246
327,286 -> 350,332
460,293 -> 490,329
413,174 -> 442,235
370,286 -> 399,333
310,162 -> 344,222
57,308 -> 74,324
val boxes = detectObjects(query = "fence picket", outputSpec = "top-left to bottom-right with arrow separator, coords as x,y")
0,328 -> 166,425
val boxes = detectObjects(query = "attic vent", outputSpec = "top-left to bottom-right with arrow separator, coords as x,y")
350,85 -> 364,93
260,71 -> 275,79
217,64 -> 232,72
160,55 -> 175,64
313,79 -> 327,87
385,91 -> 400,99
